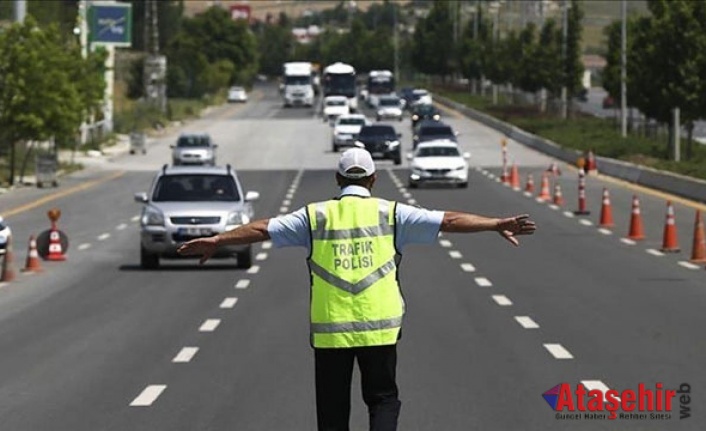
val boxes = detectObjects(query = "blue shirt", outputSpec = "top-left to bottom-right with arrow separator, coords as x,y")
267,185 -> 444,253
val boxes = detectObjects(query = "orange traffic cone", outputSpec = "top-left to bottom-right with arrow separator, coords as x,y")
626,195 -> 645,241
22,235 -> 42,273
510,162 -> 520,190
537,173 -> 551,201
500,164 -> 509,185
689,210 -> 706,263
1,236 -> 16,282
524,174 -> 535,193
660,201 -> 680,253
599,188 -> 615,228
46,228 -> 66,261
546,162 -> 561,176
586,149 -> 597,173
573,168 -> 591,215
552,184 -> 564,206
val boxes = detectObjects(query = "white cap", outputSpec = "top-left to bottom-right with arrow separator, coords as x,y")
338,148 -> 376,179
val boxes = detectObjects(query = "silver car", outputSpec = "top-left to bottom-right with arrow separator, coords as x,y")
134,165 -> 259,269
171,133 -> 217,166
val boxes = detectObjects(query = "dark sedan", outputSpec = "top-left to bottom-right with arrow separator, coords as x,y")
413,120 -> 458,149
354,124 -> 402,165
410,104 -> 441,129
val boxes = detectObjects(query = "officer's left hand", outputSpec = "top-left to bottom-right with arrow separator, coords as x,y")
177,236 -> 219,264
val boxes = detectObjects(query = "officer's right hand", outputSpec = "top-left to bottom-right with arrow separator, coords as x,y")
177,236 -> 218,264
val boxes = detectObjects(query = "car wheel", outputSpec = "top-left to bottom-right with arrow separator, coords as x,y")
237,247 -> 252,269
458,182 -> 468,189
393,156 -> 401,165
409,182 -> 418,189
376,116 -> 381,122
332,142 -> 338,152
140,246 -> 160,269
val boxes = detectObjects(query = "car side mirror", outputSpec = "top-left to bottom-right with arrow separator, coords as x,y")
169,145 -> 175,149
134,192 -> 148,203
463,152 -> 471,160
245,191 -> 260,202
455,131 -> 460,137
213,144 -> 219,149
397,133 -> 402,139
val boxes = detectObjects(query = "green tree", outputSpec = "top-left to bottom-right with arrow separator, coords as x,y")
536,19 -> 562,101
411,1 -> 454,79
516,24 -> 542,96
563,0 -> 585,113
257,20 -> 295,76
129,0 -> 184,53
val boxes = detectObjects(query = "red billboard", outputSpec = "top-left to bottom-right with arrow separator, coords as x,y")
230,4 -> 251,21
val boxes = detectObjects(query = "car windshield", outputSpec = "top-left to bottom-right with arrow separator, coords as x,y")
415,105 -> 437,115
338,118 -> 365,126
379,98 -> 400,107
421,126 -> 453,137
416,147 -> 460,157
177,136 -> 211,148
359,126 -> 396,139
412,90 -> 429,100
230,87 -> 243,92
326,99 -> 347,106
152,175 -> 240,202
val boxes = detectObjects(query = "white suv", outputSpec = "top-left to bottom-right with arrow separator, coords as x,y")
135,165 -> 259,269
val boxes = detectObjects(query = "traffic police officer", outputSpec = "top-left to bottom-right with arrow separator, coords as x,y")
177,148 -> 536,431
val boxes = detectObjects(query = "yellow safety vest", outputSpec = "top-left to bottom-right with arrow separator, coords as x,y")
307,197 -> 404,348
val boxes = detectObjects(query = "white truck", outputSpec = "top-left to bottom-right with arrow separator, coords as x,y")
282,62 -> 315,107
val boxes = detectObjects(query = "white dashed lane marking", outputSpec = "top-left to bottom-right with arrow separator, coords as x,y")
78,243 -> 91,251
199,319 -> 221,332
97,233 -> 111,241
620,238 -> 636,245
130,385 -> 167,407
597,228 -> 612,235
262,241 -> 272,250
449,251 -> 462,259
474,277 -> 492,287
491,295 -> 512,306
579,219 -> 593,226
131,215 -> 140,222
116,223 -> 127,231
544,343 -> 574,359
283,199 -> 291,206
439,239 -> 452,248
280,206 -> 289,213
678,261 -> 700,270
646,249 -> 664,257
172,347 -> 199,363
563,211 -> 575,218
246,265 -> 260,274
235,279 -> 250,289
220,297 -> 238,308
256,253 -> 268,261
407,199 -> 417,205
461,263 -> 476,272
514,316 -> 539,329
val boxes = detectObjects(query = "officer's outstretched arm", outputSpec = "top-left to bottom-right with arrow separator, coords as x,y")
177,218 -> 271,264
440,212 -> 536,246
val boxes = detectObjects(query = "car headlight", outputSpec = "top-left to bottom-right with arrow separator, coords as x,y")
455,165 -> 466,171
433,114 -> 440,120
387,140 -> 400,148
412,115 -> 419,121
142,206 -> 164,226
354,141 -> 365,148
227,211 -> 250,226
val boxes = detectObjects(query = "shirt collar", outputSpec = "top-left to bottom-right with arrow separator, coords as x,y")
339,185 -> 371,197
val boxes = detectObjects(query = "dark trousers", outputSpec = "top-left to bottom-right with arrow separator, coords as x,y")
315,345 -> 401,431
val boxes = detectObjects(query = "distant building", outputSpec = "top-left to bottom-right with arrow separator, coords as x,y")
292,25 -> 321,44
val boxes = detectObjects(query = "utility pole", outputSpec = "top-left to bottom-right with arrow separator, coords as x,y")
393,4 -> 399,81
13,0 -> 26,22
561,0 -> 568,120
620,0 -> 627,138
492,2 -> 500,105
144,0 -> 167,114
474,0 -> 480,95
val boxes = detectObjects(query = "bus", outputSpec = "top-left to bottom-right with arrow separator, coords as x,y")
366,70 -> 395,108
323,62 -> 357,112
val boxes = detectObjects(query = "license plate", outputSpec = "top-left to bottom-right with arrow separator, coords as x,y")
179,227 -> 212,236
372,152 -> 384,158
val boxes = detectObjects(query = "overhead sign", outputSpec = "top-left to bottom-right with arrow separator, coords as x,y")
88,1 -> 132,47
230,4 -> 251,21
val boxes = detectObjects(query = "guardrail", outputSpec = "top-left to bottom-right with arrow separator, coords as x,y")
436,95 -> 706,204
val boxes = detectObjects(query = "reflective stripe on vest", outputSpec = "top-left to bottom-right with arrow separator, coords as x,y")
307,197 -> 403,348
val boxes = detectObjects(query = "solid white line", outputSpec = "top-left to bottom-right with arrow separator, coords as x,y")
116,223 -> 127,231
491,295 -> 512,306
97,233 -> 111,241
514,316 -> 539,329
544,343 -> 574,359
475,277 -> 492,287
199,319 -> 221,332
646,249 -> 664,257
172,347 -> 199,363
439,239 -> 452,248
256,252 -> 268,261
449,251 -> 462,259
131,215 -> 140,222
130,385 -> 167,407
77,243 -> 91,251
678,261 -> 700,270
461,263 -> 476,272
262,241 -> 272,250
563,211 -> 575,218
620,238 -> 636,245
246,265 -> 260,274
579,219 -> 593,226
235,279 -> 250,289
597,228 -> 613,235
220,297 -> 238,308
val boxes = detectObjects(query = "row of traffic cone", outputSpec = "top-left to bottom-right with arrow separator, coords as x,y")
1,232 -> 66,283
602,191 -> 705,259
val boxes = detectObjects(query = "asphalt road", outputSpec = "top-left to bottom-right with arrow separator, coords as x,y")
0,82 -> 704,430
